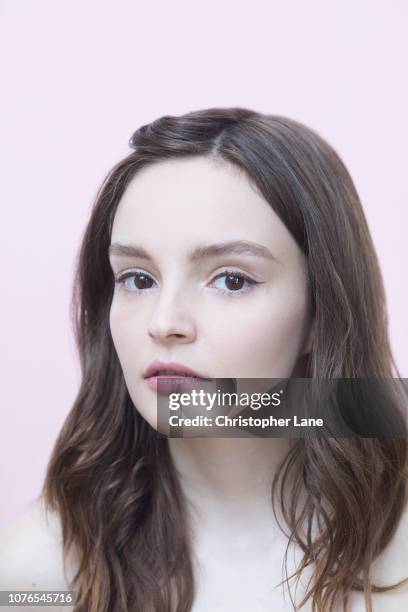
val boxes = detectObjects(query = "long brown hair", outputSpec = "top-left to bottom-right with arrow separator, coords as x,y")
42,107 -> 408,611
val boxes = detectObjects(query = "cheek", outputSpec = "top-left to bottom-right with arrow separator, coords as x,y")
109,301 -> 142,379
207,287 -> 310,378
109,302 -> 158,428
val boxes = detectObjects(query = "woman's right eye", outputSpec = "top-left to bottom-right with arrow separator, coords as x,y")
115,271 -> 156,292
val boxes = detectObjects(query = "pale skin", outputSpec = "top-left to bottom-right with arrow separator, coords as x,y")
0,156 -> 407,611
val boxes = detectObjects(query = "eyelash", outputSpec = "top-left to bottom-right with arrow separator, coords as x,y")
114,269 -> 262,297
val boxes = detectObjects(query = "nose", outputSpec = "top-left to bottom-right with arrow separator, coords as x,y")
147,288 -> 197,344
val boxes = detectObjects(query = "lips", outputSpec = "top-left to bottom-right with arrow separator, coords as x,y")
144,359 -> 210,380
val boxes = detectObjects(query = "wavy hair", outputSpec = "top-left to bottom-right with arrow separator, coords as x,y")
42,107 -> 408,611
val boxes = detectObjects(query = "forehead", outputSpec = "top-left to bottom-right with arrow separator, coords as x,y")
111,156 -> 298,261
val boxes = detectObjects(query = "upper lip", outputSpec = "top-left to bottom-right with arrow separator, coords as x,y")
144,359 -> 210,379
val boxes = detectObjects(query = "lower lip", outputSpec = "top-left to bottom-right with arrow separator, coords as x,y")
146,375 -> 210,394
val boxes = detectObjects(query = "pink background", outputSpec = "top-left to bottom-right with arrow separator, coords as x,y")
1,0 -> 407,528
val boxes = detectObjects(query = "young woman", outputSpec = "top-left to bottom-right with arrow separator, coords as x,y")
1,107 -> 407,611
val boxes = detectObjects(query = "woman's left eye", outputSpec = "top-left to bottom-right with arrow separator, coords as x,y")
209,271 -> 261,295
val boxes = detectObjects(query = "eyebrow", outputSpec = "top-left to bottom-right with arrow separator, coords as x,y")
108,240 -> 279,263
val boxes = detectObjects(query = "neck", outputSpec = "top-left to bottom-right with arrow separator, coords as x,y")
168,437 -> 291,531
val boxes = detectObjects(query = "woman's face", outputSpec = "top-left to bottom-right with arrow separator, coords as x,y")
109,156 -> 313,428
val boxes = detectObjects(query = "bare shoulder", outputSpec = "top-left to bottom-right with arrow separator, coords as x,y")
349,502 -> 408,611
0,497 -> 77,593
